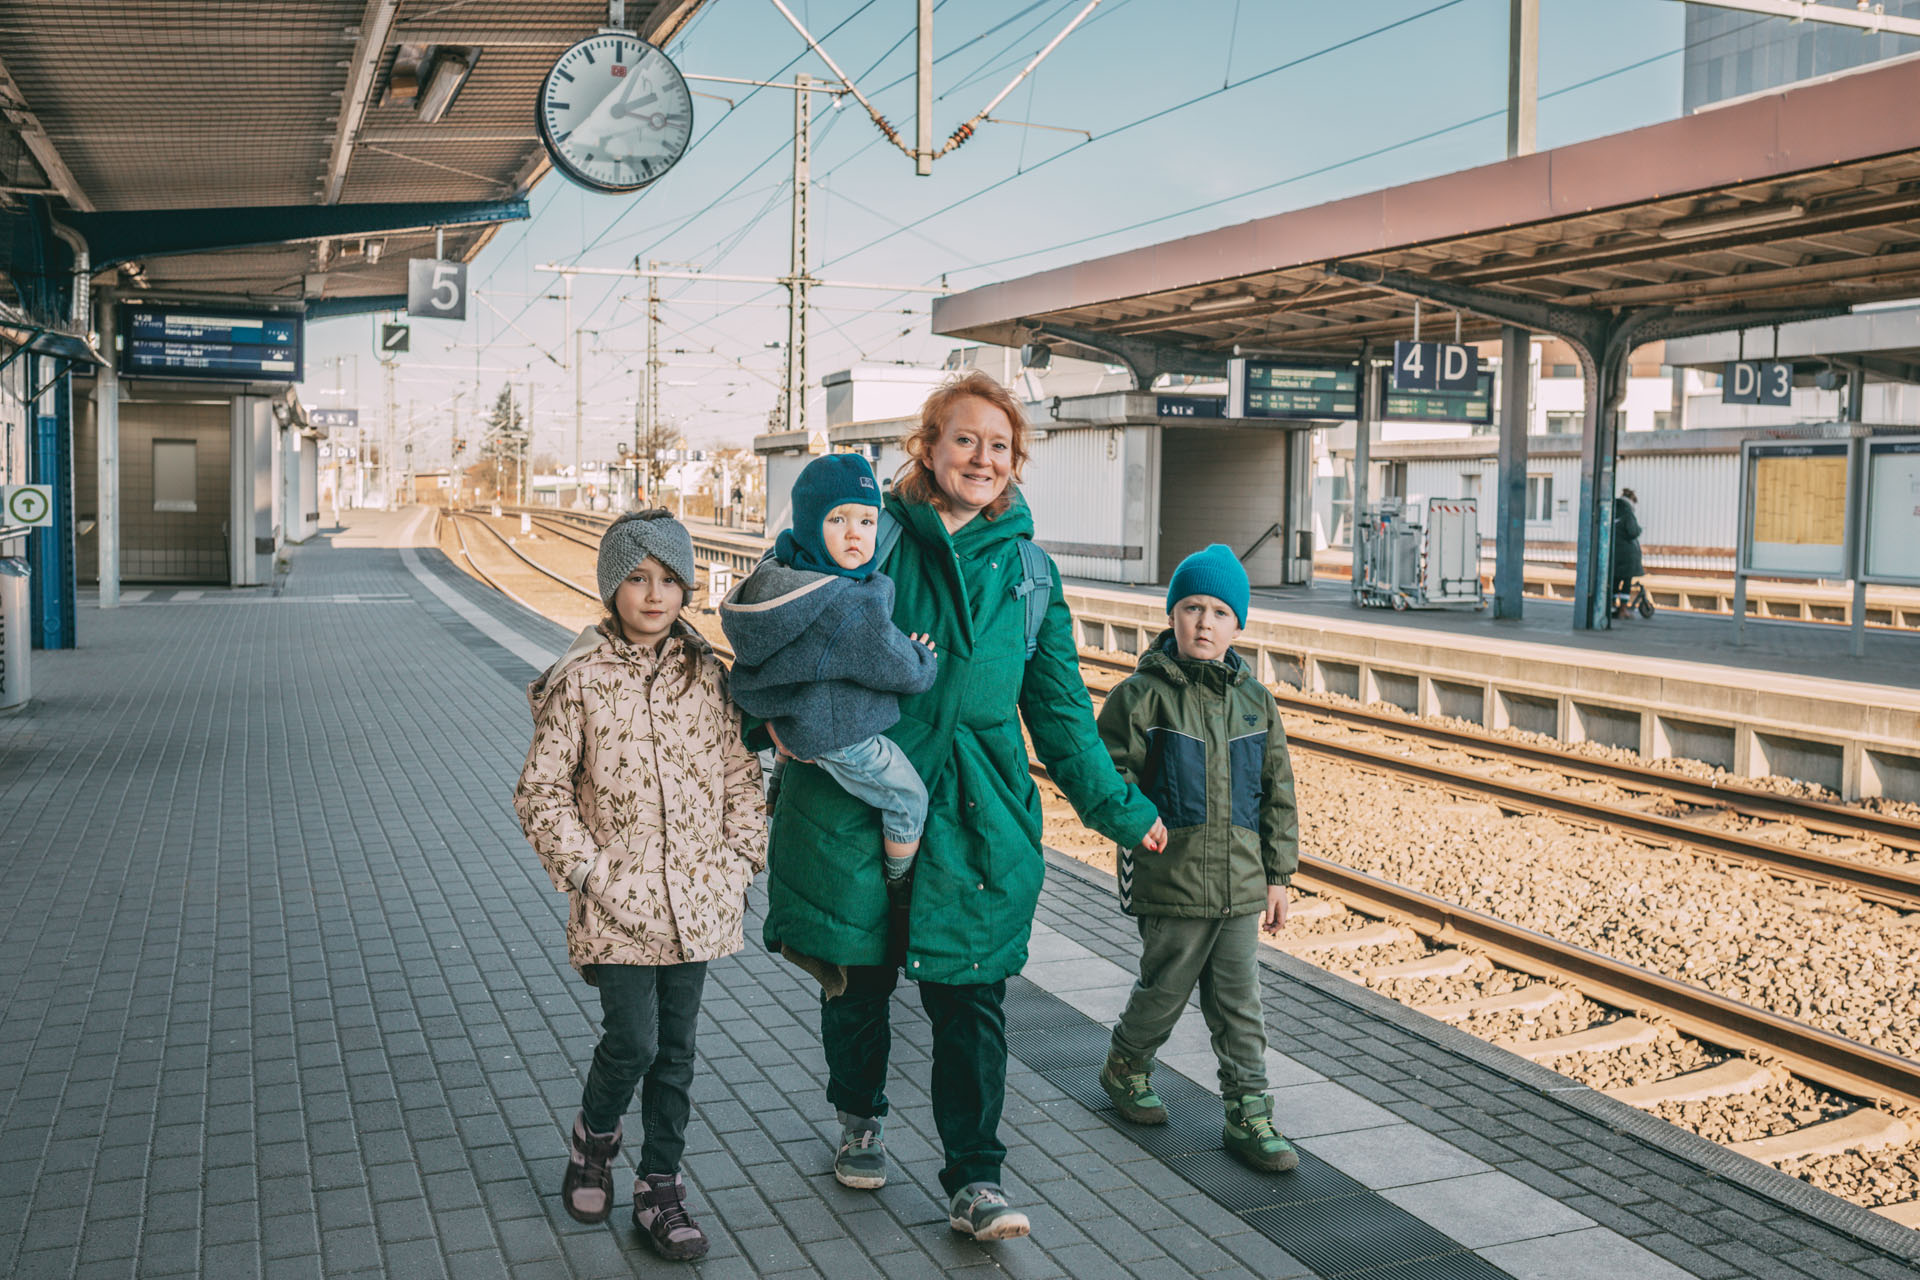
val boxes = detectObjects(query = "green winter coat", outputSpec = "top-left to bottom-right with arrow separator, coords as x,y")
761,489 -> 1160,984
1096,631 -> 1299,918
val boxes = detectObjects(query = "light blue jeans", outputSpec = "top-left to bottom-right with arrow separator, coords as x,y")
775,733 -> 926,843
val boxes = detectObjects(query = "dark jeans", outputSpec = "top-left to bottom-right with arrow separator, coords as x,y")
580,962 -> 708,1175
821,964 -> 1008,1197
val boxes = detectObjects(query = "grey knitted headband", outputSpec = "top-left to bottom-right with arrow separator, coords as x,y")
597,510 -> 696,605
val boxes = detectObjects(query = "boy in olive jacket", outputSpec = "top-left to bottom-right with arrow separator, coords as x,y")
1094,544 -> 1302,1173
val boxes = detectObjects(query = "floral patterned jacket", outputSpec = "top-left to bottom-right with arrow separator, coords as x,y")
515,620 -> 769,973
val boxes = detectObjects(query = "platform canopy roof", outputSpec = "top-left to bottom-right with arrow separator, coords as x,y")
932,55 -> 1920,382
0,0 -> 701,311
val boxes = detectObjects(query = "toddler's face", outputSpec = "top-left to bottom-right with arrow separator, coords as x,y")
1170,594 -> 1241,663
613,556 -> 686,648
821,502 -> 878,570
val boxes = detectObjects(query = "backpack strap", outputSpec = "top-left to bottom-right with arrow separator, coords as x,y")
874,508 -> 903,569
1011,537 -> 1053,660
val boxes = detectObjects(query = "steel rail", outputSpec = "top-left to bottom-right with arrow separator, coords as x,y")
1077,651 -> 1920,859
1294,857 -> 1920,1112
1073,664 -> 1920,909
1290,730 -> 1920,910
445,513 -> 543,614
452,512 -> 600,604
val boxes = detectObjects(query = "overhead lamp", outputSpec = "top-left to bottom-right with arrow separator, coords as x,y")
1021,341 -> 1052,371
416,47 -> 480,124
1655,202 -> 1806,240
1191,293 -> 1256,313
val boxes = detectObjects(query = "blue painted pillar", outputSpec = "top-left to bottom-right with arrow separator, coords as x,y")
29,359 -> 75,649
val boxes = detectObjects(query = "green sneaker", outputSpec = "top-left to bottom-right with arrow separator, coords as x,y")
1224,1094 -> 1298,1172
833,1112 -> 887,1189
947,1181 -> 1030,1241
1099,1050 -> 1167,1125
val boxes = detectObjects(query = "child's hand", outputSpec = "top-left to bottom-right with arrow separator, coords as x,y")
1140,819 -> 1168,853
1261,884 -> 1288,935
909,631 -> 936,653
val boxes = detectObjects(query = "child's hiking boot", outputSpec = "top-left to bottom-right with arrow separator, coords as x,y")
1099,1050 -> 1167,1125
833,1111 -> 887,1189
633,1172 -> 709,1260
1224,1094 -> 1298,1172
947,1181 -> 1030,1241
560,1112 -> 621,1223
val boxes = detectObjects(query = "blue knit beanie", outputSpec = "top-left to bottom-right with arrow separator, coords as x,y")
775,452 -> 883,579
1166,543 -> 1249,627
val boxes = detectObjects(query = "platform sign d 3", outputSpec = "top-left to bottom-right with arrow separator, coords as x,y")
1393,341 -> 1477,392
2,485 -> 53,527
407,259 -> 467,321
1723,360 -> 1793,406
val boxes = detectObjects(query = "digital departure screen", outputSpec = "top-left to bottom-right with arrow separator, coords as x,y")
1231,359 -> 1359,420
1383,370 -> 1494,425
120,306 -> 304,382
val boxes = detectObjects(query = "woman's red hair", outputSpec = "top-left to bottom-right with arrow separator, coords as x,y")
892,371 -> 1031,518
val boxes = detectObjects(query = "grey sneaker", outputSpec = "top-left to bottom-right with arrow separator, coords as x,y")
833,1112 -> 887,1189
947,1182 -> 1030,1241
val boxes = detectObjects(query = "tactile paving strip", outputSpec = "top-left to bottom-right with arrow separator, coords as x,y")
1003,975 -> 1517,1279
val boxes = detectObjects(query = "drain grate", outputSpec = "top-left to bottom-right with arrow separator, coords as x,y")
1003,975 -> 1516,1279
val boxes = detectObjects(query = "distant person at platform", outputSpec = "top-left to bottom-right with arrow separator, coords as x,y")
720,451 -> 939,890
757,372 -> 1166,1243
1612,487 -> 1644,611
513,509 -> 768,1262
1095,544 -> 1302,1173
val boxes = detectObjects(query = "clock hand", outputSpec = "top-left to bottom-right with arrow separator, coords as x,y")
610,90 -> 658,120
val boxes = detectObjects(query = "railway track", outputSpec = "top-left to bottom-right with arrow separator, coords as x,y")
442,514 -> 1920,1223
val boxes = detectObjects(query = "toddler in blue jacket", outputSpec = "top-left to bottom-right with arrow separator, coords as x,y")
720,453 -> 937,882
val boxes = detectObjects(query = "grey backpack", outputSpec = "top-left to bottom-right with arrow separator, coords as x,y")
873,509 -> 1052,659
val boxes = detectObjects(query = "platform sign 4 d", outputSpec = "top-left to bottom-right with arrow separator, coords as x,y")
1393,341 -> 1477,392
2,485 -> 53,527
1722,361 -> 1792,406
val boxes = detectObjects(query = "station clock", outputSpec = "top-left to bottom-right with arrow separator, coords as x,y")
537,31 -> 693,194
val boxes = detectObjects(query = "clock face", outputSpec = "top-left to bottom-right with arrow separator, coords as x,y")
537,33 -> 694,194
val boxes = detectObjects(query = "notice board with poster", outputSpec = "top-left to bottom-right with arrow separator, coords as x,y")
1738,440 -> 1854,579
1863,436 -> 1920,586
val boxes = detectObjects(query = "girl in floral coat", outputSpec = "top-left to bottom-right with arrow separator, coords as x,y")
514,509 -> 768,1261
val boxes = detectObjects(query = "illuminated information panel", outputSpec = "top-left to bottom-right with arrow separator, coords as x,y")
1383,371 -> 1494,425
120,306 -> 304,382
1228,358 -> 1359,420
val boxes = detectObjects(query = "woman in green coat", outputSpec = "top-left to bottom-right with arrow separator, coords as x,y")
761,372 -> 1166,1242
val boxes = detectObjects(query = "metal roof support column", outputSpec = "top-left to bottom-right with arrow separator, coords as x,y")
94,293 -> 119,609
1494,327 -> 1530,619
1350,341 -> 1375,601
1569,326 -> 1625,632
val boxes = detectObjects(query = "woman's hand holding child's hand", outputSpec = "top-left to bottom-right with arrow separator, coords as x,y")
1139,819 -> 1168,854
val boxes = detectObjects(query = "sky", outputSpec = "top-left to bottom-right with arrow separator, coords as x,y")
300,0 -> 1711,471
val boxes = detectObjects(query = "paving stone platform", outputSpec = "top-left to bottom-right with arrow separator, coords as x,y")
1,507 -> 1915,1280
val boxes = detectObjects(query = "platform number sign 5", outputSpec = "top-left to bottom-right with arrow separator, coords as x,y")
1723,361 -> 1793,406
1394,341 -> 1477,392
406,259 -> 467,321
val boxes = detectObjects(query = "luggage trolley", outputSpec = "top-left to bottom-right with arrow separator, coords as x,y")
1353,498 -> 1485,611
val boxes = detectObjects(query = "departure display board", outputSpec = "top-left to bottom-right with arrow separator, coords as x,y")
120,305 -> 303,382
1228,358 -> 1358,420
1740,440 -> 1852,579
1863,437 -> 1920,586
1383,370 -> 1494,425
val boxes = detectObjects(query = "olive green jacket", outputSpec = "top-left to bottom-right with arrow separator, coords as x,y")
1096,632 -> 1299,918
760,490 -> 1160,983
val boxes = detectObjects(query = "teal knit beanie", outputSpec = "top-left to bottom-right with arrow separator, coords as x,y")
1166,543 -> 1249,627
